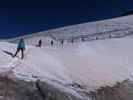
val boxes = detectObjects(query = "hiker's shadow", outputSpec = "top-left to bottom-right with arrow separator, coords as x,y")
3,50 -> 14,56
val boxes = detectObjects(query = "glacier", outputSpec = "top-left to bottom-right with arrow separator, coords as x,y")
1,15 -> 133,100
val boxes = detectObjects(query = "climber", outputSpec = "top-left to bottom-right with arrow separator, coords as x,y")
36,39 -> 42,47
81,38 -> 85,42
51,40 -> 54,46
71,38 -> 74,43
13,38 -> 26,59
61,39 -> 64,46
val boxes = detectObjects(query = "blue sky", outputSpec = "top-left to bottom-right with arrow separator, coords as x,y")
0,0 -> 133,38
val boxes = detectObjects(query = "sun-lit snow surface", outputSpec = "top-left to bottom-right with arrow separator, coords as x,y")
1,36 -> 133,91
4,15 -> 133,44
2,15 -> 133,99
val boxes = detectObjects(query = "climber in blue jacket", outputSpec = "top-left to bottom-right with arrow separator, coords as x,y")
13,38 -> 25,59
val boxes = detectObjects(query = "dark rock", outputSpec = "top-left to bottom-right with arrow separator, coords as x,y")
91,79 -> 133,100
0,75 -> 84,100
36,80 -> 82,100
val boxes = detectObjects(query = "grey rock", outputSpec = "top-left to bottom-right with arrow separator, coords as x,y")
91,79 -> 133,100
0,76 -> 84,100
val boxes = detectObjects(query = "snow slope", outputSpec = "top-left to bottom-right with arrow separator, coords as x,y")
5,14 -> 133,43
1,35 -> 133,92
1,15 -> 133,99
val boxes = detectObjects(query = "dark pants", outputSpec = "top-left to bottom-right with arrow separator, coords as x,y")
14,48 -> 24,59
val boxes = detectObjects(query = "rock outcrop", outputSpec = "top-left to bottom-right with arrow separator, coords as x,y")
90,79 -> 133,100
0,74 -> 133,100
0,75 -> 84,100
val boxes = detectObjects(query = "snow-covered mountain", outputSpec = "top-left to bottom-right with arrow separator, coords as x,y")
1,15 -> 133,100
5,14 -> 133,43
